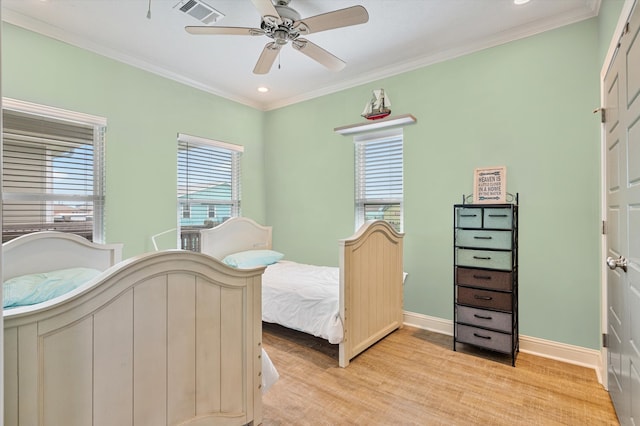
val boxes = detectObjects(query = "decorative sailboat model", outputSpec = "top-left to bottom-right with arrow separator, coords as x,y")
362,89 -> 391,120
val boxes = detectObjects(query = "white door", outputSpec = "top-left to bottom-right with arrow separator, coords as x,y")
603,1 -> 640,424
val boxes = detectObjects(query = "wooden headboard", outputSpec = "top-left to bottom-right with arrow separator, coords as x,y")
200,217 -> 272,259
2,232 -> 123,280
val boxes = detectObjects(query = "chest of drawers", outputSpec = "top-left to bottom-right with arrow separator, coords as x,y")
453,201 -> 518,365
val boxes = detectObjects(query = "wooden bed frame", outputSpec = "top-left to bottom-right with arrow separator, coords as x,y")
3,232 -> 265,426
200,217 -> 404,367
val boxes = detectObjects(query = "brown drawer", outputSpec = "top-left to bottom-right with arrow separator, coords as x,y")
457,286 -> 512,311
456,267 -> 513,291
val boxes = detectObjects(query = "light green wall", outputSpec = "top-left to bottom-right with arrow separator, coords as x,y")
1,4 -> 626,350
264,19 -> 604,349
2,23 -> 266,258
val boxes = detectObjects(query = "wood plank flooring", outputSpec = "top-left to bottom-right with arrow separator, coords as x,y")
261,323 -> 619,425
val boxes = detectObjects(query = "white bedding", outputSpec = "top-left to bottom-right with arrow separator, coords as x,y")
262,260 -> 344,344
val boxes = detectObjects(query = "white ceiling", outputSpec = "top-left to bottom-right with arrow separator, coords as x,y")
2,0 -> 600,111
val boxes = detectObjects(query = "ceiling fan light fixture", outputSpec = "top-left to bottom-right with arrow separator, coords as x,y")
186,0 -> 368,74
257,86 -> 270,93
514,0 -> 531,5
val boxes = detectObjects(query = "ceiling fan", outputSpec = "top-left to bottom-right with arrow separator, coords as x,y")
185,0 -> 369,74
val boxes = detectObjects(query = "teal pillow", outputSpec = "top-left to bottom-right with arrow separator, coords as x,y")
3,267 -> 102,308
222,250 -> 284,269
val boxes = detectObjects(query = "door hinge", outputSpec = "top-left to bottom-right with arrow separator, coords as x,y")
602,220 -> 607,235
603,333 -> 609,348
593,107 -> 606,123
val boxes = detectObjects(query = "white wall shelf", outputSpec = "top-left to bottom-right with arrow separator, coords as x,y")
334,114 -> 417,136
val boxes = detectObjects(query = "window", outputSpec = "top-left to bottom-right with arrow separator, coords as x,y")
354,129 -> 403,233
177,133 -> 242,250
2,98 -> 106,243
208,204 -> 216,218
182,204 -> 191,219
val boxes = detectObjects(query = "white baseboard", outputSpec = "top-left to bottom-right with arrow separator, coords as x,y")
403,311 -> 604,384
404,311 -> 453,335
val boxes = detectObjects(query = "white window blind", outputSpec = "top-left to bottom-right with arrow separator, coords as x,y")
2,99 -> 106,243
177,133 -> 243,250
354,129 -> 403,232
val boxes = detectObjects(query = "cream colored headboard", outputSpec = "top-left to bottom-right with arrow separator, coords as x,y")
2,231 -> 123,280
200,217 -> 272,260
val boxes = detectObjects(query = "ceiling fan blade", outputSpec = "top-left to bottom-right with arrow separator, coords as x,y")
292,39 -> 345,71
295,6 -> 368,35
253,42 -> 282,74
185,26 -> 264,36
250,0 -> 282,24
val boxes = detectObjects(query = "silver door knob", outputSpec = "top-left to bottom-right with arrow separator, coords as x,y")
606,256 -> 628,272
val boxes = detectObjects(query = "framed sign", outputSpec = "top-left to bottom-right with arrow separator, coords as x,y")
473,166 -> 506,204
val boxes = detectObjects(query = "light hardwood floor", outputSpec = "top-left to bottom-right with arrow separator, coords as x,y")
262,323 -> 618,425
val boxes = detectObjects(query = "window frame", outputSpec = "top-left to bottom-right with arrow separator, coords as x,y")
1,97 -> 107,243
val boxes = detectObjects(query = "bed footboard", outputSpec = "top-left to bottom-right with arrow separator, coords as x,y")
4,251 -> 264,426
338,220 -> 404,367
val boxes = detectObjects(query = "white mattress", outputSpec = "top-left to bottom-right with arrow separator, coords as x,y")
262,260 -> 344,344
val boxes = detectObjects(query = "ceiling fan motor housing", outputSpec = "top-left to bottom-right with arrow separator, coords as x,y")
274,4 -> 300,23
261,2 -> 302,44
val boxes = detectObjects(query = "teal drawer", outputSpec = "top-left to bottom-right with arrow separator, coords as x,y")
456,207 -> 482,228
483,208 -> 513,229
456,248 -> 512,271
455,229 -> 512,250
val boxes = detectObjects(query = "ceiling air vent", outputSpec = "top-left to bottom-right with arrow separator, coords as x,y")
175,0 -> 224,24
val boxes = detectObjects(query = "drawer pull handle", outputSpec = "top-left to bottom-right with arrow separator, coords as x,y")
473,274 -> 492,280
488,214 -> 508,217
460,214 -> 477,217
474,236 -> 493,240
474,314 -> 493,320
473,256 -> 491,260
473,333 -> 491,340
474,295 -> 493,301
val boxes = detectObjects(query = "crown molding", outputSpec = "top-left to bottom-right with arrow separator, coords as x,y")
3,3 -> 601,112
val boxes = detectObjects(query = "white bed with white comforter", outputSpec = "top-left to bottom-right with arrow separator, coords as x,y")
200,217 -> 405,367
